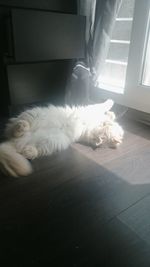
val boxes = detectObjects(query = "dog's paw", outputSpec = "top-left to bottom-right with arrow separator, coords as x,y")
108,123 -> 124,148
22,145 -> 38,160
13,120 -> 30,138
106,111 -> 116,121
109,137 -> 123,148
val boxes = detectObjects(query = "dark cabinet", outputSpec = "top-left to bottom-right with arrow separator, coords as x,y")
11,9 -> 85,62
0,1 -> 85,115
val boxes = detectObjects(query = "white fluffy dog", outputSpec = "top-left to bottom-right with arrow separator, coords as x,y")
0,100 -> 124,177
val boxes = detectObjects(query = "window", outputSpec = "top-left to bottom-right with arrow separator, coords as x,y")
97,0 -> 150,113
142,13 -> 150,86
97,0 -> 135,93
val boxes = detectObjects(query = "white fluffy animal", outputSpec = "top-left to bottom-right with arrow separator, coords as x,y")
0,99 -> 124,177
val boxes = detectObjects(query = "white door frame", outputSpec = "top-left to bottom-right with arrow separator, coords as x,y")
124,0 -> 150,113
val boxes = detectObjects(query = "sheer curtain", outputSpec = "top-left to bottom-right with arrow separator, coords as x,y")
65,0 -> 122,105
79,0 -> 122,81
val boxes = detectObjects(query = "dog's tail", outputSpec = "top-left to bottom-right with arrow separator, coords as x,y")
0,141 -> 32,177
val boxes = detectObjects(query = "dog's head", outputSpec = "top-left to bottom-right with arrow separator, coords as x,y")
91,121 -> 124,148
104,121 -> 124,148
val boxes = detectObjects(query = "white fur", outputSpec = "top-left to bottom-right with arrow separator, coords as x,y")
0,99 -> 124,177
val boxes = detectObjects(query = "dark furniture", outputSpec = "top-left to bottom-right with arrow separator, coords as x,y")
0,0 -> 85,115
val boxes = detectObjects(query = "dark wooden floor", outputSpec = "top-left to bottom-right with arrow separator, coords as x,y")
0,115 -> 150,266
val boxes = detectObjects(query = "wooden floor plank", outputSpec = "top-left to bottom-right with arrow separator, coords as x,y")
118,194 -> 150,246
